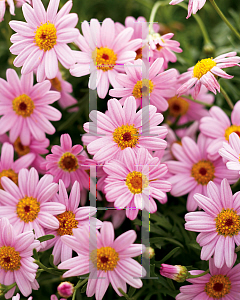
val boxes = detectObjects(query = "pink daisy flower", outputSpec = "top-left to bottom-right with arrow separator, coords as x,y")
170,0 -> 206,19
102,204 -> 126,229
167,134 -> 239,211
45,180 -> 101,265
0,0 -> 30,22
42,133 -> 92,189
219,132 -> 240,173
58,221 -> 146,300
12,137 -> 49,174
160,264 -> 188,282
9,0 -> 79,82
0,142 -> 35,189
0,217 -> 40,299
49,70 -> 78,112
104,148 -> 171,220
185,178 -> 240,268
0,167 -> 66,247
70,18 -> 142,98
177,52 -> 240,98
176,257 -> 240,299
0,69 -> 61,145
83,96 -> 168,164
109,58 -> 178,112
200,101 -> 240,160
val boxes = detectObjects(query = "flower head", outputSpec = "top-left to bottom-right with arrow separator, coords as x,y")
177,52 -> 240,98
9,0 -> 79,82
0,69 -> 61,145
160,264 -> 188,282
57,282 -> 74,298
170,0 -> 206,19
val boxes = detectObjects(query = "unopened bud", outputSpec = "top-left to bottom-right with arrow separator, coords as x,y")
160,264 -> 188,282
143,247 -> 155,259
57,282 -> 74,298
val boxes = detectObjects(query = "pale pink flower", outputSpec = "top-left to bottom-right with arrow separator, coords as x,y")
0,0 -> 31,22
0,142 -> 35,189
49,70 -> 78,112
104,148 -> 171,220
176,257 -> 240,299
0,218 -> 40,299
42,134 -> 92,189
170,0 -> 206,19
219,132 -> 240,173
167,134 -> 239,211
71,18 -> 142,98
185,178 -> 240,268
160,264 -> 188,282
109,58 -> 178,111
58,222 -> 146,300
177,52 -> 240,98
0,69 -> 61,145
200,101 -> 240,160
57,282 -> 74,298
9,0 -> 79,82
83,96 -> 168,164
0,168 -> 65,247
45,180 -> 101,265
12,293 -> 32,300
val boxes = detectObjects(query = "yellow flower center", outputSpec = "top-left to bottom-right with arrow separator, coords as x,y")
16,196 -> 40,223
50,77 -> 62,92
0,169 -> 18,189
132,79 -> 154,99
205,274 -> 231,298
56,211 -> 78,236
113,124 -> 139,150
224,125 -> 240,142
58,152 -> 79,172
12,94 -> 35,117
35,23 -> 57,51
92,47 -> 117,71
191,160 -> 215,185
168,96 -> 189,117
135,47 -> 142,60
90,247 -> 119,272
193,58 -> 216,79
215,209 -> 240,237
13,137 -> 30,156
0,246 -> 21,271
125,171 -> 149,194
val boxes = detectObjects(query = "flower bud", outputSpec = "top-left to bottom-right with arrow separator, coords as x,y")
57,282 -> 74,298
160,264 -> 188,282
143,247 -> 155,259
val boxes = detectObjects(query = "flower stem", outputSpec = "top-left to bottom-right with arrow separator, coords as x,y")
209,0 -> 240,41
188,269 -> 209,278
72,278 -> 89,300
118,288 -> 131,300
34,260 -> 64,276
149,1 -> 171,33
220,85 -> 234,110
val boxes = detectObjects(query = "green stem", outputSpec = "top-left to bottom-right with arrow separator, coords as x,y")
182,95 -> 213,107
34,260 -> 64,276
188,269 -> 209,278
118,288 -> 131,300
220,85 -> 234,110
72,278 -> 89,300
209,0 -> 240,41
149,1 -> 170,33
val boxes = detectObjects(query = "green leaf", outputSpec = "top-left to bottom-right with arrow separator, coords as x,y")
33,248 -> 38,260
128,286 -> 136,298
49,254 -> 58,269
37,234 -> 55,243
80,283 -> 87,293
188,240 -> 201,251
155,247 -> 181,267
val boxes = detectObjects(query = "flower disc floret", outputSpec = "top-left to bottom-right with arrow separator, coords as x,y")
0,246 -> 21,271
16,196 -> 40,223
168,96 -> 189,117
90,246 -> 119,272
225,125 -> 240,141
50,77 -> 62,92
132,79 -> 154,99
58,152 -> 79,172
92,47 -> 117,71
13,137 -> 30,156
191,160 -> 215,185
113,124 -> 139,150
0,169 -> 18,189
205,274 -> 231,298
126,171 -> 149,194
193,58 -> 216,79
57,211 -> 78,236
35,23 -> 57,51
12,94 -> 35,117
215,209 -> 240,237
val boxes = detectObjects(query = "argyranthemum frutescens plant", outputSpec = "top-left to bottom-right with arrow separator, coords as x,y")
1,0 -> 240,299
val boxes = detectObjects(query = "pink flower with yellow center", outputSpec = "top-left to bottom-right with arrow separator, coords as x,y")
0,69 -> 61,145
58,222 -> 146,300
70,18 -> 142,98
9,0 -> 79,82
0,218 -> 40,299
83,96 -> 168,164
177,52 -> 240,99
170,0 -> 206,19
